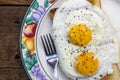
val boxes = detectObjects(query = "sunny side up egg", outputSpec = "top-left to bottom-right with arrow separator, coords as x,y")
52,0 -> 119,80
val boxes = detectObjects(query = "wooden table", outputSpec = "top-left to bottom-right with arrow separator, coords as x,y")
0,0 -> 33,80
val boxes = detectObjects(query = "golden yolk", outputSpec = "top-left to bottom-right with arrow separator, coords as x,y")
74,52 -> 99,76
68,24 -> 92,46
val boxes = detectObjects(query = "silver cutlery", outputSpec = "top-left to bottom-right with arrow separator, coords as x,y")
41,34 -> 59,80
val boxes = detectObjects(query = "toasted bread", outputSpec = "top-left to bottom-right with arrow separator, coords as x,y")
49,0 -> 101,20
88,0 -> 101,8
49,0 -> 120,80
49,8 -> 58,20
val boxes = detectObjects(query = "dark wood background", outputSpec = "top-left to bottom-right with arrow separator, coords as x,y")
0,0 -> 33,80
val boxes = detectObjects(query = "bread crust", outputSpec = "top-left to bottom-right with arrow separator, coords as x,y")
49,0 -> 101,19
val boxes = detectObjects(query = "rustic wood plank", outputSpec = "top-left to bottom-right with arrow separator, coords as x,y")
0,6 -> 28,60
0,60 -> 23,68
0,6 -> 30,80
0,6 -> 29,33
0,33 -> 19,60
0,0 -> 33,5
0,68 -> 29,80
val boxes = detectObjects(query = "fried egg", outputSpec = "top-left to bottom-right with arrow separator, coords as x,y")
52,0 -> 119,80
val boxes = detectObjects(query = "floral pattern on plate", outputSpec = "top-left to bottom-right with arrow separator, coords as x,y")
20,0 -> 56,80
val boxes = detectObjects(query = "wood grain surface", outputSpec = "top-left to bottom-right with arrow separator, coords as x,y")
0,0 -> 33,80
0,0 -> 33,5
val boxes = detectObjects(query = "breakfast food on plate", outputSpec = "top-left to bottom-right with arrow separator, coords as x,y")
49,0 -> 101,20
51,0 -> 119,80
88,0 -> 101,8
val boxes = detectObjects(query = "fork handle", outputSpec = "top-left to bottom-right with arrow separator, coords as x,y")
54,59 -> 59,80
47,56 -> 59,80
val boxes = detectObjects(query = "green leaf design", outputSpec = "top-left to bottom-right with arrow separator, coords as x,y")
24,58 -> 31,64
44,0 -> 49,8
30,59 -> 35,66
32,55 -> 38,63
25,50 -> 30,57
26,64 -> 32,70
32,1 -> 39,9
25,17 -> 33,24
21,43 -> 25,49
24,55 -> 38,71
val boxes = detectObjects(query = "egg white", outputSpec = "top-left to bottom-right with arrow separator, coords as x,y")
52,0 -> 119,80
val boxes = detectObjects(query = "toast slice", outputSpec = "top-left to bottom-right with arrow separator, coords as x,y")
49,0 -> 101,20
88,0 -> 101,8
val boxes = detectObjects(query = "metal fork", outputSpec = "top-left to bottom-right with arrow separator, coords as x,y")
41,34 -> 59,80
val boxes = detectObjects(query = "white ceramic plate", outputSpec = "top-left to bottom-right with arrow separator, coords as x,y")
20,0 -> 120,80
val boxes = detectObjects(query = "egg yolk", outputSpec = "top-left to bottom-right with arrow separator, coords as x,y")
68,24 -> 92,46
74,52 -> 99,76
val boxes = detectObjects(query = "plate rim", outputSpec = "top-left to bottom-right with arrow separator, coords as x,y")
20,0 -> 59,79
19,0 -> 36,80
35,0 -> 63,80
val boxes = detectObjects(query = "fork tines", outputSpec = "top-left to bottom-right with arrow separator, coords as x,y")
41,34 -> 56,56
